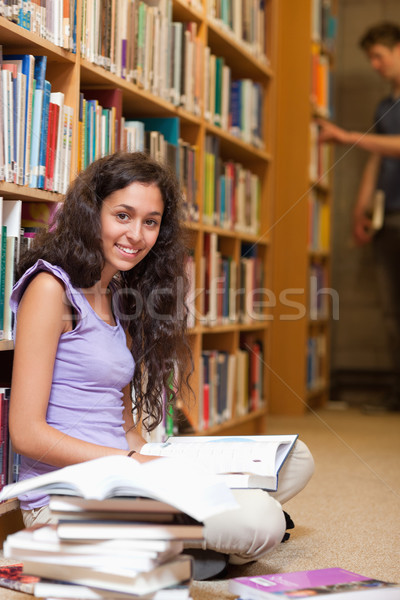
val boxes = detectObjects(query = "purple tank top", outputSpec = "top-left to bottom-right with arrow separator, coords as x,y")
10,260 -> 135,510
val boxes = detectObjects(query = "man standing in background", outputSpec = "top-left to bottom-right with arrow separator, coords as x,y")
319,22 -> 400,411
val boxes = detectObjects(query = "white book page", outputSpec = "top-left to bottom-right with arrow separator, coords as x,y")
141,435 -> 297,477
0,456 -> 238,522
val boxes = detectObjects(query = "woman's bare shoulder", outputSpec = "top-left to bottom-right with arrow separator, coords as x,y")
19,270 -> 66,307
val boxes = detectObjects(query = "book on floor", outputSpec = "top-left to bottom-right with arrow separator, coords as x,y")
4,525 -> 188,570
53,518 -> 203,542
4,524 -> 184,562
0,561 -> 193,598
228,567 -> 400,599
48,495 -> 184,517
0,563 -> 40,594
139,434 -> 298,490
13,554 -> 193,596
0,454 -> 238,522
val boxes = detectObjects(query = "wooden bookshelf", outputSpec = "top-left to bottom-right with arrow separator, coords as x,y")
270,0 -> 335,415
0,0 -> 280,521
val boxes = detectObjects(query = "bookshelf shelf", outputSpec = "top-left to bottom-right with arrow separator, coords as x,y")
205,123 -> 272,162
201,223 -> 270,244
0,182 -> 63,203
206,20 -> 272,80
79,60 -> 178,117
200,322 -> 270,335
0,340 -> 14,351
308,249 -> 330,261
269,0 -> 335,415
0,499 -> 19,516
311,179 -> 330,194
0,17 -> 76,63
173,0 -> 204,22
195,407 -> 267,436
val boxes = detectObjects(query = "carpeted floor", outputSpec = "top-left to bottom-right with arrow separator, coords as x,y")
191,405 -> 400,599
0,405 -> 398,600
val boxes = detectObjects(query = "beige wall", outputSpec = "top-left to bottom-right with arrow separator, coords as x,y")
331,0 -> 400,375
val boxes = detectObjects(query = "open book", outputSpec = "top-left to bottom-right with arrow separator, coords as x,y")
0,455 -> 238,522
140,434 -> 298,490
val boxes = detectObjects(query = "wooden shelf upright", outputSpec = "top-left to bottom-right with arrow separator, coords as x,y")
269,0 -> 335,414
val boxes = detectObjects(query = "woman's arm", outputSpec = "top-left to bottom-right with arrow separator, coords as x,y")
9,272 -> 131,467
121,385 -> 161,463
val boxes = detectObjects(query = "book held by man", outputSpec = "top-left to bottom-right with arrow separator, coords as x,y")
139,434 -> 298,490
228,567 -> 400,599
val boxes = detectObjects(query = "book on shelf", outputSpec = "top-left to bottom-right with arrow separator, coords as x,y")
0,387 -> 10,490
240,334 -> 264,413
59,102 -> 73,194
140,434 -> 298,491
306,333 -> 326,392
1,199 -> 22,340
0,46 -> 4,182
235,347 -> 250,417
0,198 -> 5,336
0,454 -> 238,522
50,91 -> 64,194
0,0 -> 77,51
228,567 -> 400,599
29,55 -> 47,189
1,389 -> 19,488
199,349 -> 237,429
2,57 -> 27,186
203,135 -> 261,232
21,201 -> 60,230
1,64 -> 15,183
207,0 -> 267,62
2,54 -> 34,187
309,262 -> 329,321
37,79 -> 51,189
171,21 -> 183,106
81,88 -> 123,152
44,100 -> 60,191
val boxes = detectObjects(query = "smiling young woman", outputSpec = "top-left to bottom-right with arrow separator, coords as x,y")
9,152 -> 193,492
8,151 -> 314,578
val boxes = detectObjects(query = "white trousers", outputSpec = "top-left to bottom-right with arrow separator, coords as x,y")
22,440 -> 314,566
202,439 -> 314,564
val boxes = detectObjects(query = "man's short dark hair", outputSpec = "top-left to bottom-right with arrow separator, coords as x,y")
360,22 -> 400,51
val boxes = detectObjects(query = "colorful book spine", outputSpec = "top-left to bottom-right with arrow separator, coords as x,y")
29,55 -> 47,188
0,225 -> 7,339
37,79 -> 51,189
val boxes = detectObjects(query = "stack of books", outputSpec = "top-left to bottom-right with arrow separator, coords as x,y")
0,455 -> 238,599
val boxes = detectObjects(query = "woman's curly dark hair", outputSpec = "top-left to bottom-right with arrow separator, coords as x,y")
18,151 -> 194,431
